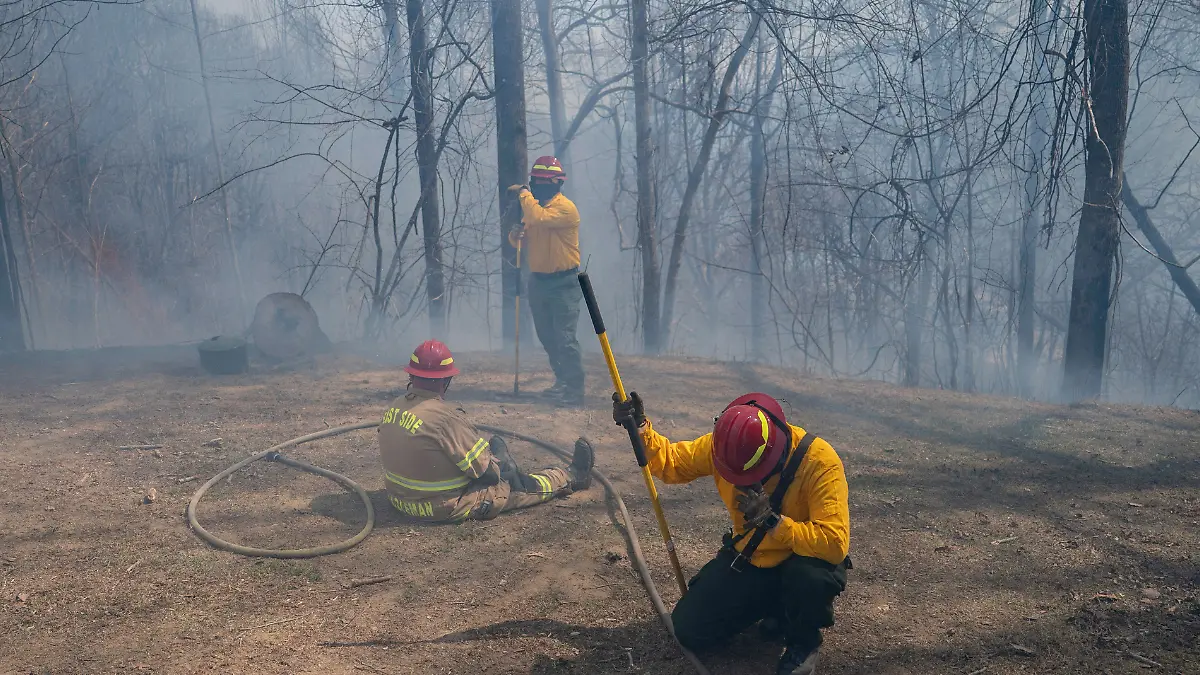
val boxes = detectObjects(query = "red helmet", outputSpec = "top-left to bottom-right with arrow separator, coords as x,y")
530,155 -> 566,181
712,393 -> 790,486
404,339 -> 460,379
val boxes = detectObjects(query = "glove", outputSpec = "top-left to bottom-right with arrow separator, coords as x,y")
735,487 -> 780,531
506,183 -> 528,194
612,391 -> 646,428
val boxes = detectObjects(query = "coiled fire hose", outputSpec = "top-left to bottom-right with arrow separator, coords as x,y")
186,422 -> 710,675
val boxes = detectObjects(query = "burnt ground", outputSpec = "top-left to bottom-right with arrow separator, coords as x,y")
0,346 -> 1197,675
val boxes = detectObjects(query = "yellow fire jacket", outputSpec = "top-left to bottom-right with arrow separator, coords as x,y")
508,190 -> 580,274
639,418 -> 850,568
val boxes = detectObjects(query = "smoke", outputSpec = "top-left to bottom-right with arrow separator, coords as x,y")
3,0 -> 1199,409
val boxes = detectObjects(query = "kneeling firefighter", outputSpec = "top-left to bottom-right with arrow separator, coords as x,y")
377,339 -> 594,522
612,391 -> 851,675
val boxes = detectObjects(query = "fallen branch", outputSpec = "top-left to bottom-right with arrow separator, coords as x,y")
125,559 -> 142,574
320,639 -> 406,648
347,576 -> 392,588
118,444 -> 163,451
1125,651 -> 1160,668
991,536 -> 1018,545
966,667 -> 989,675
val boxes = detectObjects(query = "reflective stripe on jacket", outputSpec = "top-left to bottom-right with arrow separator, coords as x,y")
509,191 -> 580,273
377,389 -> 495,520
639,419 -> 850,568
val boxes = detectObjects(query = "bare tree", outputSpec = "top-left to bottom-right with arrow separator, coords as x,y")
535,0 -> 569,173
631,0 -> 661,352
1062,0 -> 1130,401
748,45 -> 781,362
188,0 -> 246,315
1121,177 -> 1200,316
405,0 -> 447,338
493,0 -> 528,347
660,9 -> 760,347
0,170 -> 25,350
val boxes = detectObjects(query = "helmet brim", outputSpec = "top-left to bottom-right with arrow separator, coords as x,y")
714,435 -> 788,486
404,365 -> 460,378
530,170 -> 566,180
713,393 -> 789,486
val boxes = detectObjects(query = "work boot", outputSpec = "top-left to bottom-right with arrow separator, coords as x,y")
569,438 -> 595,490
555,388 -> 585,409
539,382 -> 566,399
489,435 -> 515,472
776,645 -> 819,675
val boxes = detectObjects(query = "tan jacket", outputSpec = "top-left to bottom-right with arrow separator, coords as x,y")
377,388 -> 495,520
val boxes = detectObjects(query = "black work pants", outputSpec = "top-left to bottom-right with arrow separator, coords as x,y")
672,549 -> 848,653
527,269 -> 584,394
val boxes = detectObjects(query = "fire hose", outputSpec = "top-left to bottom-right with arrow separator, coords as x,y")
186,422 -> 710,675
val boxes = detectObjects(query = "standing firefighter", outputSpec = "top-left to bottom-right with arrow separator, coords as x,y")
507,156 -> 584,407
612,391 -> 851,675
378,339 -> 595,522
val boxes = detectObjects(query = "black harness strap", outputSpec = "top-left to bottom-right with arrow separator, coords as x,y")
729,431 -> 817,571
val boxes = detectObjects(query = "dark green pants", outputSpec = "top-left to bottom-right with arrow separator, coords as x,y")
528,269 -> 584,394
672,549 -> 848,653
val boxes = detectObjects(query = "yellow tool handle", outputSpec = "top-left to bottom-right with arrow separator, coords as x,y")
514,240 -> 522,395
640,465 -> 688,595
578,272 -> 688,597
598,333 -> 627,401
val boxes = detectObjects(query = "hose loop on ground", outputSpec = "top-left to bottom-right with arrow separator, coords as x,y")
186,422 -> 710,675
186,422 -> 378,559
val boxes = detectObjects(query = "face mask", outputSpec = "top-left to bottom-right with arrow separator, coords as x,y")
530,182 -> 560,202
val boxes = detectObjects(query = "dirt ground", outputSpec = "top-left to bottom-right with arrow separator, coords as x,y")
0,345 -> 1197,675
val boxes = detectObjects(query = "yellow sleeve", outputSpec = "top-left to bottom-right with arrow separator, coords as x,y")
769,443 -> 850,564
440,413 -> 493,480
638,419 -> 715,484
518,191 -> 580,230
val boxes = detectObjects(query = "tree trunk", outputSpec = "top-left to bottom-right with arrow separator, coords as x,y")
1121,178 -> 1200,316
1018,167 -> 1039,397
492,0 -> 529,348
939,221 -> 958,390
660,13 -> 760,346
1062,0 -> 1129,401
1018,0 -> 1057,398
188,0 -> 246,315
0,120 -> 39,346
535,0 -> 570,176
407,0 -> 446,338
380,0 -> 409,106
0,171 -> 25,351
904,244 -> 932,387
964,172 -> 976,392
749,47 -> 781,363
631,0 -> 661,352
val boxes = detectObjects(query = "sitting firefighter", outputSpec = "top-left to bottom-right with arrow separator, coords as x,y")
378,339 -> 595,522
612,391 -> 851,675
